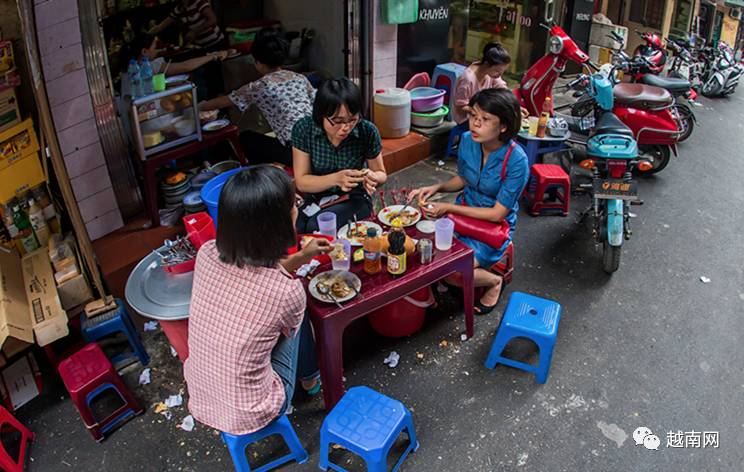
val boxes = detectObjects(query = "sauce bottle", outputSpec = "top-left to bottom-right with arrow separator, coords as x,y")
387,229 -> 407,276
12,205 -> 39,254
536,96 -> 552,138
363,228 -> 382,274
27,198 -> 50,247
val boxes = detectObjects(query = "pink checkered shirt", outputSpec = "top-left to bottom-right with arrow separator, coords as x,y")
184,241 -> 305,434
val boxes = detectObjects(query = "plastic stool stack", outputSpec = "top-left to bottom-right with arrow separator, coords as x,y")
0,406 -> 34,472
431,63 -> 465,120
58,343 -> 143,441
81,299 -> 149,368
523,164 -> 570,216
319,386 -> 418,472
221,415 -> 308,472
485,292 -> 562,384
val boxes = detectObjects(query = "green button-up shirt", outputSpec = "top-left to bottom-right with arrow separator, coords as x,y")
291,116 -> 382,178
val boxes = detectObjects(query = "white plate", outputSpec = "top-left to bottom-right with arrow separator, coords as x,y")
165,75 -> 189,84
309,270 -> 361,304
202,119 -> 230,132
416,220 -> 436,234
377,205 -> 421,227
337,221 -> 383,246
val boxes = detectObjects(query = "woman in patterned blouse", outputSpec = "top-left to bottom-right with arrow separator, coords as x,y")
291,77 -> 388,233
200,30 -> 315,167
185,165 -> 330,435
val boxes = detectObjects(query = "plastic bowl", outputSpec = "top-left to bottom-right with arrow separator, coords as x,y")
411,106 -> 449,128
410,87 -> 446,113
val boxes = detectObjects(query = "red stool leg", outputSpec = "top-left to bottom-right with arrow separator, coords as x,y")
0,406 -> 34,472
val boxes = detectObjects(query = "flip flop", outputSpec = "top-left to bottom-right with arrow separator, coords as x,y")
474,300 -> 498,316
304,378 -> 322,396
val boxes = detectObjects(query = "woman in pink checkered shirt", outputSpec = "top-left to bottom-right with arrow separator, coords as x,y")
184,165 -> 330,435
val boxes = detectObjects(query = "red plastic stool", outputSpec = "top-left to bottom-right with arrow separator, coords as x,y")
524,164 -> 570,216
58,344 -> 143,442
0,406 -> 34,472
490,242 -> 514,284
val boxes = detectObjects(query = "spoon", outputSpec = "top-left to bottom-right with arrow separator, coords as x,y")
316,282 -> 343,309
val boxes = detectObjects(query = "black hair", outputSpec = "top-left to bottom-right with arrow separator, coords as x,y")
468,88 -> 521,142
251,29 -> 289,68
123,33 -> 156,63
216,165 -> 296,268
480,42 -> 511,67
312,77 -> 363,127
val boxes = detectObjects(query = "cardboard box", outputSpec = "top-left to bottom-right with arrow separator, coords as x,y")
0,247 -> 69,349
0,353 -> 42,410
56,274 -> 93,311
0,88 -> 20,134
0,152 -> 45,202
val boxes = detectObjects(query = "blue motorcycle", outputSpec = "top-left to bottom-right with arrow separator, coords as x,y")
563,73 -> 649,273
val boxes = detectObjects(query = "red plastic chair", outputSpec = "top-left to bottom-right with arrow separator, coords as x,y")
524,164 -> 570,216
57,344 -> 143,442
0,406 -> 34,472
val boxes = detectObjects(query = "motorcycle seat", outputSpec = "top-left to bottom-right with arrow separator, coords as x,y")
613,83 -> 673,108
640,74 -> 691,93
591,111 -> 634,138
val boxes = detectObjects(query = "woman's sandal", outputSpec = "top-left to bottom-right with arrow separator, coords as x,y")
304,378 -> 322,396
474,300 -> 498,315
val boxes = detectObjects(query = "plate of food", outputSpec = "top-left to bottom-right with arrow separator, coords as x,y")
337,221 -> 383,246
309,270 -> 361,304
377,205 -> 421,227
202,119 -> 230,132
165,74 -> 189,84
199,109 -> 219,123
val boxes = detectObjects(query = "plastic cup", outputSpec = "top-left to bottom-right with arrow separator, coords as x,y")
153,73 -> 166,92
317,212 -> 337,237
434,218 -> 454,251
528,116 -> 539,136
331,239 -> 351,271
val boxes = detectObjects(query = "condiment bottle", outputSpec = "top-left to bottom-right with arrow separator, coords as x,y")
363,227 -> 382,275
387,229 -> 407,276
12,205 -> 39,254
536,96 -> 551,138
27,198 -> 50,247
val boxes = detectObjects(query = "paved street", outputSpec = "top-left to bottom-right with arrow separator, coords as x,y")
19,90 -> 744,472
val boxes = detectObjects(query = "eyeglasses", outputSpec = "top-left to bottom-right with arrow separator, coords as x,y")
468,112 -> 497,127
326,114 -> 361,128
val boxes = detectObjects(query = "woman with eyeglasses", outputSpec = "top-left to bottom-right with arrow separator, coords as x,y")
185,165 -> 330,436
408,89 -> 529,315
291,77 -> 387,233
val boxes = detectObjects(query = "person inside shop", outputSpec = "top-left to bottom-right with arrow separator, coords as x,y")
199,29 -> 315,168
120,32 -> 227,98
408,89 -> 529,315
185,165 -> 329,437
292,77 -> 387,233
148,0 -> 226,52
451,42 -> 528,125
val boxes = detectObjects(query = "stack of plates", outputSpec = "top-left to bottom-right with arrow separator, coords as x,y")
160,175 -> 192,210
183,191 -> 206,214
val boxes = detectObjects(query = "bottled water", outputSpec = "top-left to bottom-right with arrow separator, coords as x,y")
127,60 -> 142,98
140,57 -> 154,95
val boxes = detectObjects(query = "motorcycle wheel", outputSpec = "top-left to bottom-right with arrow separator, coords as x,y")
637,144 -> 671,175
602,240 -> 621,273
674,106 -> 695,142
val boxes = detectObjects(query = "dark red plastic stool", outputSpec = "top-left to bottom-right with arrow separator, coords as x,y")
0,406 -> 34,472
58,344 -> 143,442
490,241 -> 514,284
524,164 -> 570,216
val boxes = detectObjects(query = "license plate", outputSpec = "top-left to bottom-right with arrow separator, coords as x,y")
593,179 -> 639,200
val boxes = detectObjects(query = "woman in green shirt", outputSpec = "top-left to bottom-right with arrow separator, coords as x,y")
292,78 -> 387,233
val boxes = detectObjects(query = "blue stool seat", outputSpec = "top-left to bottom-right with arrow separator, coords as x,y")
81,299 -> 149,368
221,415 -> 308,472
445,121 -> 469,158
431,63 -> 466,120
484,292 -> 562,384
319,386 -> 419,472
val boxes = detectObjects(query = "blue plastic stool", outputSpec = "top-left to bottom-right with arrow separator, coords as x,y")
484,292 -> 562,384
431,63 -> 465,120
445,121 -> 469,158
319,386 -> 419,472
81,299 -> 149,368
221,415 -> 308,472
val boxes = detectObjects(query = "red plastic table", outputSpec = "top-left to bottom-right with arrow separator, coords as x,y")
134,124 -> 247,227
304,227 -> 475,410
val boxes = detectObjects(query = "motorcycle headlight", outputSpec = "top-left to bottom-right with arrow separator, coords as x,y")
549,35 -> 564,55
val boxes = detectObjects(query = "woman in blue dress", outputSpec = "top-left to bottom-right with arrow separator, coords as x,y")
409,89 -> 529,314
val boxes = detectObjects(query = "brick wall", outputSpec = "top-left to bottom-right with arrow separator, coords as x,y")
35,0 -> 123,240
373,0 -> 398,90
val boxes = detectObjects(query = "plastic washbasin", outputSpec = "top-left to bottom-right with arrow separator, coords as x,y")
410,87 -> 446,112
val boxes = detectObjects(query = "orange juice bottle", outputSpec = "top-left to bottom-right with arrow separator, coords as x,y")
363,228 -> 382,275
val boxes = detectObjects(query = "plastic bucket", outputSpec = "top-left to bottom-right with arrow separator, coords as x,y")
200,168 -> 243,226
369,286 -> 434,337
373,88 -> 411,138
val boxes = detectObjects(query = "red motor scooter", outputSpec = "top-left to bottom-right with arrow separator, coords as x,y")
515,23 -> 680,174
